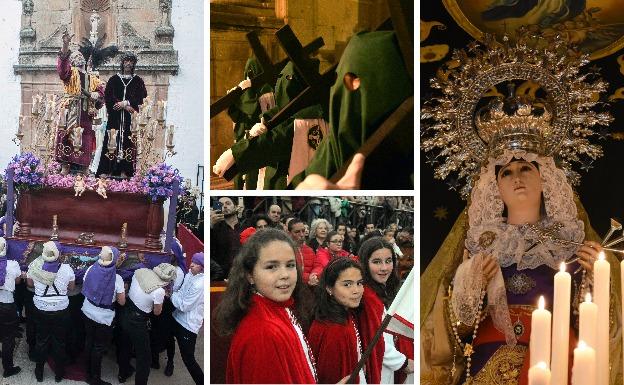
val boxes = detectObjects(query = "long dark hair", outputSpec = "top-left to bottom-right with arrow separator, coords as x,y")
213,228 -> 312,336
358,237 -> 399,307
315,258 -> 363,324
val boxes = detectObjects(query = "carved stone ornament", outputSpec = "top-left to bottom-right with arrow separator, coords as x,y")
119,22 -> 150,50
22,0 -> 34,15
159,0 -> 172,12
39,25 -> 66,49
80,0 -> 110,11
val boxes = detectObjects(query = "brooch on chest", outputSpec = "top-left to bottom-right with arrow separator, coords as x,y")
505,273 -> 536,295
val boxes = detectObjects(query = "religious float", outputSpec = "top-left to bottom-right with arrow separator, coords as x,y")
5,89 -> 184,283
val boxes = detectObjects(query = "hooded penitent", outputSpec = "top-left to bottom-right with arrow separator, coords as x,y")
231,59 -> 325,189
289,31 -> 413,188
82,246 -> 120,307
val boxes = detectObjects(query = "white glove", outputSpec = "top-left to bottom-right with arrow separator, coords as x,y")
238,78 -> 252,90
213,149 -> 235,177
249,116 -> 267,137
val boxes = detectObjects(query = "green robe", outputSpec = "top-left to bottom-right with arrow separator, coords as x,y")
227,57 -> 273,189
289,31 -> 413,189
230,60 -> 325,189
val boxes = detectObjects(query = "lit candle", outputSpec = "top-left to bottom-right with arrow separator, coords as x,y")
579,293 -> 598,350
31,95 -> 39,114
594,251 -> 609,385
528,361 -> 551,385
530,296 -> 551,368
165,124 -> 174,147
17,115 -> 24,135
551,262 -> 571,385
571,341 -> 595,385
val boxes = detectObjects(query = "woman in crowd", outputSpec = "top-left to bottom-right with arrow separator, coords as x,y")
313,231 -> 355,277
308,258 -> 366,383
358,238 -> 413,384
215,228 -> 318,383
308,219 -> 332,253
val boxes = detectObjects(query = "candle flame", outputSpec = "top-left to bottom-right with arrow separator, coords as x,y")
598,251 -> 606,261
536,361 -> 548,370
585,292 -> 592,303
538,296 -> 545,309
559,262 -> 566,272
578,340 -> 587,349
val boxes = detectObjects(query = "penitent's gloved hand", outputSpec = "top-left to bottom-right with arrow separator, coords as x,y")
249,116 -> 267,138
213,149 -> 235,177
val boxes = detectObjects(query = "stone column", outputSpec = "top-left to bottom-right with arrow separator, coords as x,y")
20,0 -> 36,46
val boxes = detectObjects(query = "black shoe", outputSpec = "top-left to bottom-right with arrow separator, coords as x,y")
28,349 -> 37,362
35,362 -> 43,382
3,366 -> 21,378
118,365 -> 135,383
54,369 -> 64,383
164,360 -> 174,377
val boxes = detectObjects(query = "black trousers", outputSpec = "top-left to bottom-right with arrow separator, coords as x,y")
119,301 -> 151,385
0,302 -> 19,371
34,307 -> 69,372
24,289 -> 36,353
67,294 -> 85,360
84,316 -> 113,381
173,320 -> 203,385
150,297 -> 175,362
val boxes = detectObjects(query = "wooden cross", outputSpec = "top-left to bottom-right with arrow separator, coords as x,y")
210,31 -> 324,118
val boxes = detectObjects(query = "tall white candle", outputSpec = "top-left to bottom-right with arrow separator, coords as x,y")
528,361 -> 551,385
594,251 -> 609,385
530,296 -> 552,368
551,262 -> 571,385
571,341 -> 595,385
579,293 -> 598,350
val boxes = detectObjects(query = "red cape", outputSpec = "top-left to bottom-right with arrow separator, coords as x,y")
308,313 -> 361,384
358,286 -> 386,384
226,294 -> 316,384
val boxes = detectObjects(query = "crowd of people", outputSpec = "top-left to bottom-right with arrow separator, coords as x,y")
0,238 -> 204,385
210,196 -> 414,384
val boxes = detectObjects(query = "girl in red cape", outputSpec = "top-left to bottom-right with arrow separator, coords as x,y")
214,228 -> 317,384
358,237 -> 414,383
308,258 -> 366,383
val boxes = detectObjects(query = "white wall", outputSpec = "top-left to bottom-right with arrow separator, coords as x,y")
0,1 -> 23,169
166,0 -> 204,190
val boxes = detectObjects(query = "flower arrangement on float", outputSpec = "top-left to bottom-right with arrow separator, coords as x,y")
4,154 -> 183,199
142,162 -> 183,202
5,152 -> 44,192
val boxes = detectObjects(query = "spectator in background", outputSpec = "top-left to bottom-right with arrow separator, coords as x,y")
383,229 -> 404,258
307,219 -> 332,253
364,222 -> 376,235
252,214 -> 269,230
268,204 -> 282,228
289,219 -> 319,286
303,223 -> 310,238
210,197 -> 242,278
336,223 -> 347,237
344,227 -> 359,255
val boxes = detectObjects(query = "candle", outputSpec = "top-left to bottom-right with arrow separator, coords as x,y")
551,262 -> 571,385
528,361 -> 551,385
107,129 -> 118,152
531,296 -> 552,367
594,251 -> 609,385
579,293 -> 598,350
571,341 -> 595,385
17,115 -> 24,135
58,106 -> 66,127
166,124 -> 174,147
31,95 -> 39,114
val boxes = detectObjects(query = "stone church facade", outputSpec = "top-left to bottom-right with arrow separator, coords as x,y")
15,0 -> 179,159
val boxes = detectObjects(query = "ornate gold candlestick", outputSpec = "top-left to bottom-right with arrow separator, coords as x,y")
118,222 -> 128,249
50,214 -> 59,240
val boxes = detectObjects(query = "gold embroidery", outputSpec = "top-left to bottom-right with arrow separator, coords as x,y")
64,68 -> 82,95
469,344 -> 527,385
